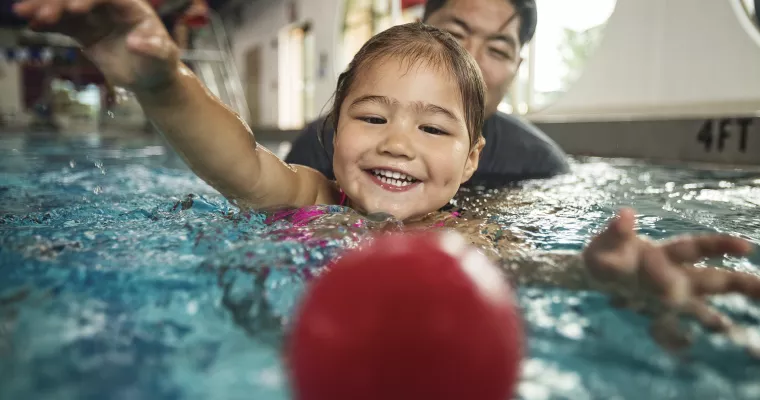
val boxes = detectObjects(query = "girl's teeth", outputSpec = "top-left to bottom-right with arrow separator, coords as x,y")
377,175 -> 410,187
375,170 -> 411,181
371,169 -> 416,185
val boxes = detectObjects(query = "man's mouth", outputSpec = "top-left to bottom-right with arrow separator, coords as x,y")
364,168 -> 421,192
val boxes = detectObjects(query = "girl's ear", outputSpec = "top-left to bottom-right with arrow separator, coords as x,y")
460,136 -> 485,184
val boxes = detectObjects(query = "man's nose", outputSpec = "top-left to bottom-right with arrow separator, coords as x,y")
462,37 -> 486,66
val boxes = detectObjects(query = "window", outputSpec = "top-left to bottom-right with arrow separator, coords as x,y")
278,22 -> 316,130
340,0 -> 423,70
503,0 -> 616,114
342,0 -> 383,69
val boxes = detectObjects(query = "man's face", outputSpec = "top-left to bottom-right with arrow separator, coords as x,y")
425,0 -> 523,117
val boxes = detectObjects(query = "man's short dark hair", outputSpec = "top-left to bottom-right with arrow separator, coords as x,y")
422,0 -> 537,45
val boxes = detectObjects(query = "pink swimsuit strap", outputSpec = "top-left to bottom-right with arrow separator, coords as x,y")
339,189 -> 348,206
434,211 -> 462,227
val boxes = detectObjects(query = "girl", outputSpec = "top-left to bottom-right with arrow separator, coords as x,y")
16,0 -> 760,354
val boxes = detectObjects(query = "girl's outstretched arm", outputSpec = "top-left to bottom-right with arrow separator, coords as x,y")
15,0 -> 335,210
137,67 -> 335,209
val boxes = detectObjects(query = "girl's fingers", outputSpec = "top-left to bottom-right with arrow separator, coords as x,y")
12,0 -> 44,18
34,0 -> 65,24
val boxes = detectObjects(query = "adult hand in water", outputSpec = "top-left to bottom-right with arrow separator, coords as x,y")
14,0 -> 180,93
583,208 -> 760,353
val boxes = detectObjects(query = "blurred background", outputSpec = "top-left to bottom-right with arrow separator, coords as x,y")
0,0 -> 758,164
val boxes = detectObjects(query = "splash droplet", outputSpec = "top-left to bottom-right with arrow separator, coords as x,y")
94,161 -> 106,175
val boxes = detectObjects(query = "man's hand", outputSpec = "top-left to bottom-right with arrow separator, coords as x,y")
584,208 -> 760,355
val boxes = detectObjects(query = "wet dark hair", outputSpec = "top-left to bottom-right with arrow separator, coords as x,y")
422,0 -> 537,45
320,22 -> 486,151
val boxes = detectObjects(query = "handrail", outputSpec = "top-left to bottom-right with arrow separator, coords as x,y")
203,8 -> 250,123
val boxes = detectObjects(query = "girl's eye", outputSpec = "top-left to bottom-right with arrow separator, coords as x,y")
421,126 -> 447,135
359,116 -> 386,124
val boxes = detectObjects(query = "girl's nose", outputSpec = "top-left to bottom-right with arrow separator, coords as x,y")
377,125 -> 417,160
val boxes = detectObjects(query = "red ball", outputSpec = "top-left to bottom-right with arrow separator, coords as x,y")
286,231 -> 523,400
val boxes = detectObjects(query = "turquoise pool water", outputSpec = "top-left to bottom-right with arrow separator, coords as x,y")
1,132 -> 759,400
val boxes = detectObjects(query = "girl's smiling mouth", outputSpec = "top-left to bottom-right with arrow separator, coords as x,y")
364,168 -> 422,192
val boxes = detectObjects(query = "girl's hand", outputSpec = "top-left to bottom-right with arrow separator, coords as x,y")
14,0 -> 180,92
583,208 -> 760,354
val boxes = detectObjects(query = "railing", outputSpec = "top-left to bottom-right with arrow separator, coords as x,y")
180,9 -> 250,123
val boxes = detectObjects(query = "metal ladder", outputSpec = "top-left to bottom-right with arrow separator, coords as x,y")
180,9 -> 250,123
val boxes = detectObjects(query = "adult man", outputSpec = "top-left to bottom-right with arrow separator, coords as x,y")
285,0 -> 570,186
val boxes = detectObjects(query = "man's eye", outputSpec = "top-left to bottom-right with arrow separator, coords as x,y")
489,48 -> 512,60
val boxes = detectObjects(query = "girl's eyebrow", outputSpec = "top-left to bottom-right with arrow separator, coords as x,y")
350,95 -> 460,122
349,95 -> 395,108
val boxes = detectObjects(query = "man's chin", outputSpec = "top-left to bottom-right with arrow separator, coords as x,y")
485,103 -> 499,118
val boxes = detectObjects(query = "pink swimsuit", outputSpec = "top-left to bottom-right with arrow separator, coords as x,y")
264,189 -> 460,229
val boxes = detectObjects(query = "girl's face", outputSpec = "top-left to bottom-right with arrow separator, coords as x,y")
332,57 -> 483,221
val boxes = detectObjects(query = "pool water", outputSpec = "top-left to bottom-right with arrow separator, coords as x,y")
1,132 -> 759,400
